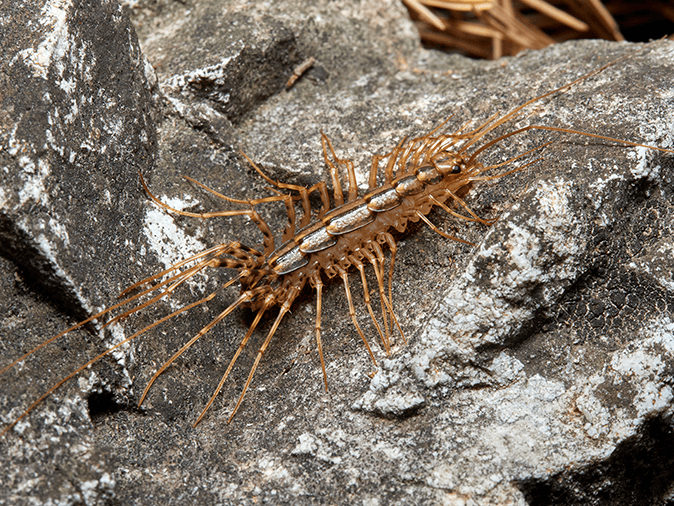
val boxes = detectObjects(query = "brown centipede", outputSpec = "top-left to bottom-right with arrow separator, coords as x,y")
2,44 -> 673,437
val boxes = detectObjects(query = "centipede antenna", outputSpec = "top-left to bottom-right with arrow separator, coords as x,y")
459,49 -> 651,153
468,139 -> 555,172
470,157 -> 544,183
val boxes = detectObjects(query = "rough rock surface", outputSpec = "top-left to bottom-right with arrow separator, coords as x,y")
1,0 -> 674,505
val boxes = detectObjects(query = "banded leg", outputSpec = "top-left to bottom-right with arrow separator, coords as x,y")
348,254 -> 389,354
416,211 -> 474,246
183,173 -> 298,241
308,273 -> 328,390
370,241 -> 406,344
138,287 -> 267,407
369,135 -> 407,189
322,133 -> 345,206
429,194 -> 496,226
334,265 -> 378,366
239,151 -> 329,231
379,232 -> 399,323
399,136 -> 436,176
194,303 -> 270,427
228,287 -> 301,422
361,247 -> 391,346
140,171 -> 277,256
322,132 -> 359,204
307,181 -> 332,219
2,240 -> 251,386
0,284 -> 227,437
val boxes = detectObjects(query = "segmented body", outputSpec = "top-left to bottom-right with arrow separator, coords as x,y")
2,43 -> 673,436
241,143 -> 474,315
134,126 -> 490,425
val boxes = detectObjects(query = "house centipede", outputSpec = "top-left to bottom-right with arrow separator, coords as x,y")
2,42 -> 673,437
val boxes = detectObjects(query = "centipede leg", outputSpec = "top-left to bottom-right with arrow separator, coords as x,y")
238,152 -> 316,230
138,290 -> 259,407
0,284 -> 229,437
416,211 -> 474,246
379,233 -> 398,316
370,242 -> 406,344
141,170 -> 278,256
307,181 -> 331,219
343,158 -> 359,203
321,132 -> 345,207
361,248 -> 391,347
429,194 -> 496,226
321,132 -> 359,203
193,303 -> 269,427
369,132 -> 408,189
348,255 -> 389,355
228,287 -> 300,423
335,265 -> 378,366
310,273 -> 328,391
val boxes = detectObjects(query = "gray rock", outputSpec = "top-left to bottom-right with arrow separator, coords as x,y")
1,0 -> 674,505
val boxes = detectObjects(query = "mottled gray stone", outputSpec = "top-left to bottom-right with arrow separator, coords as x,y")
2,0 -> 674,505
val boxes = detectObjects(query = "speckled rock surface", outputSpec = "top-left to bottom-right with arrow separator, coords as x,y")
2,0 -> 674,505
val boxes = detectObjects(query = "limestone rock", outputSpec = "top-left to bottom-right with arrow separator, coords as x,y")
1,0 -> 674,504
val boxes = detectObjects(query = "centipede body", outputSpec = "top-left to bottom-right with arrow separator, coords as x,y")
1,41 -> 672,444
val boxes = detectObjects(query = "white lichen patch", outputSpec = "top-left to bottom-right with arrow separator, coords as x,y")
352,385 -> 425,417
610,316 -> 674,418
629,146 -> 659,181
18,157 -> 51,207
11,0 -> 72,79
575,377 -> 612,438
103,322 -> 135,376
143,195 -> 208,278
16,214 -> 99,323
291,433 -> 319,456
163,49 -> 240,98
587,170 -> 624,221
534,178 -> 583,257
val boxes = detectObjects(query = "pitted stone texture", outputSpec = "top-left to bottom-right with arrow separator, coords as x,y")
2,0 -> 674,505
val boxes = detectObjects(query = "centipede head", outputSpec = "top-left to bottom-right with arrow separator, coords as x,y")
432,152 -> 467,176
